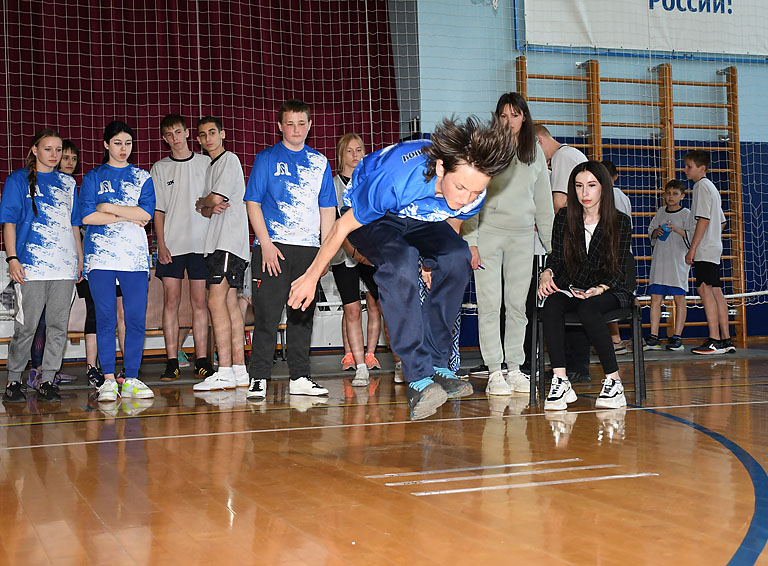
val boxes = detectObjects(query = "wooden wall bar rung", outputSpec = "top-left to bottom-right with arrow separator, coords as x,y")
675,123 -> 729,130
527,74 -> 589,82
602,99 -> 662,107
675,102 -> 729,109
672,80 -> 725,87
526,97 -> 588,104
674,145 -> 729,150
544,120 -> 590,126
600,77 -> 660,85
603,122 -> 661,128
603,144 -> 661,150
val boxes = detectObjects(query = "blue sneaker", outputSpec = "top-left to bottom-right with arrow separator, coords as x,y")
406,377 -> 448,421
432,367 -> 474,398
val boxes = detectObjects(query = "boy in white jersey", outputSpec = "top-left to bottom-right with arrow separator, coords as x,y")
192,117 -> 251,391
684,150 -> 733,355
151,114 -> 213,381
244,99 -> 338,400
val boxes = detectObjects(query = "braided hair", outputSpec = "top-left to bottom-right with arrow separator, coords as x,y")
25,129 -> 63,216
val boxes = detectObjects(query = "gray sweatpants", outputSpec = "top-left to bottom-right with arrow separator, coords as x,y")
7,279 -> 75,382
474,228 -> 535,372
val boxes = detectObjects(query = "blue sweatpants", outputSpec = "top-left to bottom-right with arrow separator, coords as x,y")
348,213 -> 471,383
88,270 -> 148,378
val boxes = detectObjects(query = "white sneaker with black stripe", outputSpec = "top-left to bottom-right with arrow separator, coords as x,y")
289,376 -> 329,396
246,378 -> 267,400
595,378 -> 627,409
544,376 -> 577,411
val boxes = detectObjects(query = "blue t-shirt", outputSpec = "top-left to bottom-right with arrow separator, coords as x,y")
244,142 -> 336,247
79,164 -> 155,275
0,167 -> 81,280
343,140 -> 486,225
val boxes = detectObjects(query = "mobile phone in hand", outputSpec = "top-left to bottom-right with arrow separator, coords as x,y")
569,286 -> 587,294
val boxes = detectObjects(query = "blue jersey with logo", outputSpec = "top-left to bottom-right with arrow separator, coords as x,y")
79,164 -> 155,275
343,140 -> 486,225
0,167 -> 81,280
244,142 -> 336,247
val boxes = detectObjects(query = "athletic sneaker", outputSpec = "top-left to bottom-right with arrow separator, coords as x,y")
393,361 -> 405,384
469,363 -> 489,376
194,357 -> 215,379
544,376 -> 578,411
365,352 -> 381,370
193,372 -> 236,391
234,372 -> 250,388
122,378 -> 154,399
594,378 -> 627,409
289,376 -> 329,396
352,364 -> 370,387
340,353 -> 355,371
692,338 -> 726,355
613,340 -> 630,355
643,335 -> 662,351
160,359 -> 180,382
87,365 -> 105,388
432,367 -> 473,398
177,350 -> 191,368
505,369 -> 531,393
666,335 -> 684,351
406,377 -> 448,420
3,381 -> 25,403
37,381 -> 61,402
246,378 -> 267,400
720,337 -> 736,353
97,380 -> 119,402
486,370 -> 513,395
53,371 -> 77,384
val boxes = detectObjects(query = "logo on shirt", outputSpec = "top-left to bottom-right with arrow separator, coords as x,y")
401,148 -> 424,163
273,162 -> 291,177
26,185 -> 43,198
167,180 -> 174,186
98,181 -> 115,195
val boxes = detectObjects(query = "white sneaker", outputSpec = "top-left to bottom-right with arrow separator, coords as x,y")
193,372 -> 237,391
289,376 -> 329,396
235,373 -> 250,387
97,380 -> 119,402
505,369 -> 531,393
393,361 -> 405,384
121,378 -> 154,399
352,364 -> 369,387
544,376 -> 577,410
595,378 -> 627,409
486,370 -> 513,395
246,378 -> 267,400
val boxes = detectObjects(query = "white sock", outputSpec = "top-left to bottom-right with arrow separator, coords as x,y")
217,366 -> 234,378
233,365 -> 248,378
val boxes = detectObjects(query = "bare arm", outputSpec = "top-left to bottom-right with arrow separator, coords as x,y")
685,217 -> 709,265
553,192 -> 567,214
446,217 -> 463,234
81,211 -> 123,225
3,223 -> 25,284
96,202 -> 151,222
246,201 -> 284,276
154,211 -> 172,264
73,226 -> 84,282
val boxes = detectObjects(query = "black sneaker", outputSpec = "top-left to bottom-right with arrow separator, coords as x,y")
432,367 -> 474,398
666,335 -> 684,351
3,381 -> 26,403
195,357 -> 214,379
37,381 -> 61,402
406,377 -> 448,420
720,338 -> 736,353
469,364 -> 489,376
160,358 -> 180,382
87,365 -> 105,388
691,338 -> 726,355
643,335 -> 662,351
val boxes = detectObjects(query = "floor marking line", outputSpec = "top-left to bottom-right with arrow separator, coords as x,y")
411,473 -> 659,496
364,458 -> 581,479
386,464 -> 618,486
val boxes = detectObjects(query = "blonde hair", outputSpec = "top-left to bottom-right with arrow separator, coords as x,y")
336,133 -> 365,174
26,129 -> 63,216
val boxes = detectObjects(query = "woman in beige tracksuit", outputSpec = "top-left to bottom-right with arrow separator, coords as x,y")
463,92 -> 554,395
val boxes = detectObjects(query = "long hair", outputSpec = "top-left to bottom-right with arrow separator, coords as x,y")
336,133 -> 365,175
563,161 -> 621,277
495,92 -> 536,165
26,129 -> 63,216
102,120 -> 134,164
423,115 -> 515,182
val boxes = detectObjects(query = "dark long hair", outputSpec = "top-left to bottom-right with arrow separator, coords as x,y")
563,161 -> 621,277
26,129 -> 63,216
102,121 -> 134,164
495,92 -> 536,165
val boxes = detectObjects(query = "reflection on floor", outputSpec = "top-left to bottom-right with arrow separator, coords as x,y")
1,350 -> 767,565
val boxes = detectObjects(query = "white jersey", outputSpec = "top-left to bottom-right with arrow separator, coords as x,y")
649,206 -> 692,290
202,151 -> 250,261
688,177 -> 726,264
151,152 -> 211,256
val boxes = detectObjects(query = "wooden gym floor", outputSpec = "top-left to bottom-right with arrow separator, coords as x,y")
2,348 -> 768,566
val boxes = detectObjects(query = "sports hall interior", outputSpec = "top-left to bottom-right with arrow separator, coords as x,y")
2,1 -> 768,565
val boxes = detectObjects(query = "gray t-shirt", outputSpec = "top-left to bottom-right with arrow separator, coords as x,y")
688,177 -> 726,264
649,206 -> 691,290
202,151 -> 250,261
151,152 -> 211,256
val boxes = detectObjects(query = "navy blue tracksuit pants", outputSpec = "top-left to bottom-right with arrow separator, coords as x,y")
348,213 -> 471,383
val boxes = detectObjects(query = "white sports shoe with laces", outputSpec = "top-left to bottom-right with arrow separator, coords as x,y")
595,378 -> 627,409
544,376 -> 577,411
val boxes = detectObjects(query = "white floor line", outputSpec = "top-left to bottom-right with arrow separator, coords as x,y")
411,472 -> 659,496
365,458 -> 581,479
4,398 -> 768,451
386,464 -> 618,486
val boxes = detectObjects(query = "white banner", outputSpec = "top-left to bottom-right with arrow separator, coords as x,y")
524,0 -> 768,57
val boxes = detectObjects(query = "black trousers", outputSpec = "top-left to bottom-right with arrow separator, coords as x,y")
541,292 -> 621,375
248,243 -> 318,379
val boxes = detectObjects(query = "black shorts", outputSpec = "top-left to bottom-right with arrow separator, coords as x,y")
331,263 -> 379,305
156,253 -> 207,280
694,261 -> 722,288
205,250 -> 249,289
76,278 -> 122,299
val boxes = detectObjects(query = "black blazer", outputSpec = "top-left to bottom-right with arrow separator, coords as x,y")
545,208 -> 634,308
